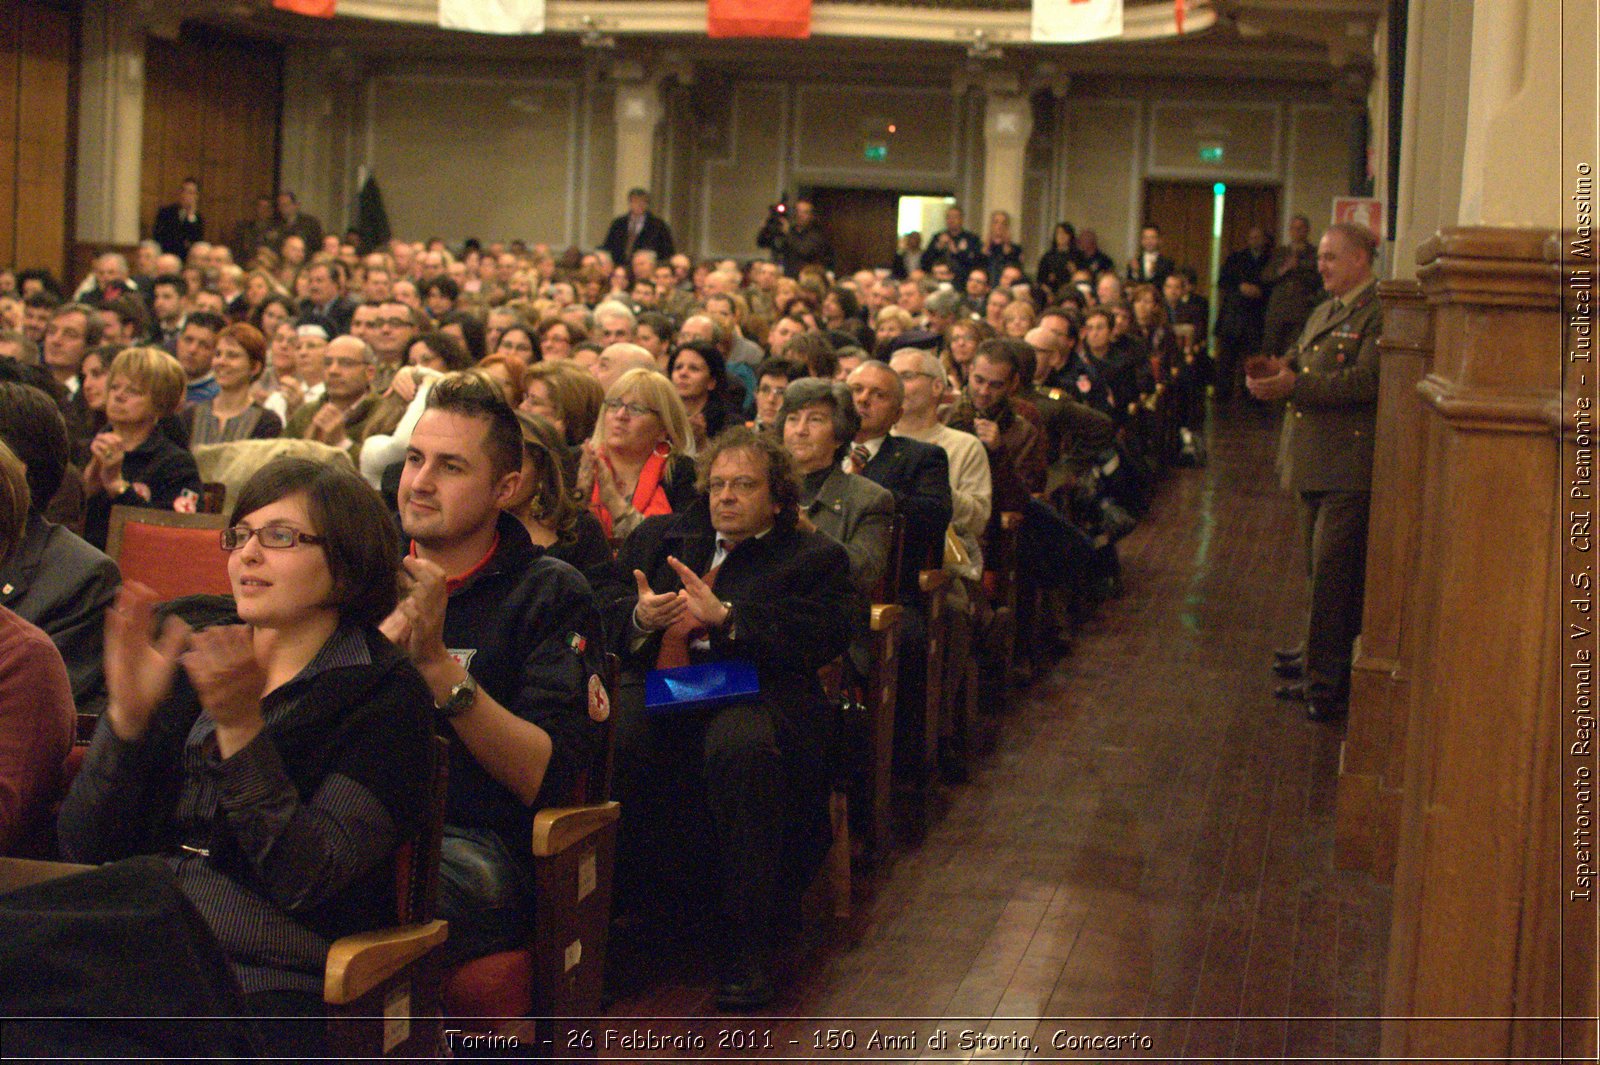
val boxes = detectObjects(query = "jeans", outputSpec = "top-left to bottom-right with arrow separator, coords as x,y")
436,826 -> 536,966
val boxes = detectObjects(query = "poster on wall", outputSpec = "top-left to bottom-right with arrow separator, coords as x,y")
1332,197 -> 1386,240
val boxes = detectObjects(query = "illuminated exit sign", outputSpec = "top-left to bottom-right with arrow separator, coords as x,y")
864,143 -> 888,163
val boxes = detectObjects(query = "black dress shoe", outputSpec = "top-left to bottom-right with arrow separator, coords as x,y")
1305,699 -> 1348,723
1272,660 -> 1304,679
1274,682 -> 1307,702
1273,646 -> 1305,663
715,965 -> 775,1011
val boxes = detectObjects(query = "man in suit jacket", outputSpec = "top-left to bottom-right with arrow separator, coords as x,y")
0,382 -> 119,714
846,361 -> 953,593
1247,221 -> 1382,722
601,188 -> 676,266
845,360 -> 952,779
617,427 -> 856,1010
1125,224 -> 1176,288
151,178 -> 204,260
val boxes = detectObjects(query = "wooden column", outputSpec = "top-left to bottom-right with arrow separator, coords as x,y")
1335,278 -> 1432,876
1380,226 -> 1573,1059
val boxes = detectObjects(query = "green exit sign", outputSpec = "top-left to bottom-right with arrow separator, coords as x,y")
1198,144 -> 1224,163
864,142 -> 888,163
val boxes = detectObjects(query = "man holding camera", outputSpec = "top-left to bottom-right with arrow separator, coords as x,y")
756,198 -> 833,278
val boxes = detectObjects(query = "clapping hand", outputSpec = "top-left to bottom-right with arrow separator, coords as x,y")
183,625 -> 266,756
666,556 -> 729,628
103,583 -> 191,742
632,569 -> 688,632
380,556 -> 450,671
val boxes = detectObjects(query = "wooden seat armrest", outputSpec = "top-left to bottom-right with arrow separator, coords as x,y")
323,919 -> 448,1006
1000,511 -> 1023,532
919,569 -> 949,594
0,857 -> 94,893
870,604 -> 903,632
531,801 -> 621,858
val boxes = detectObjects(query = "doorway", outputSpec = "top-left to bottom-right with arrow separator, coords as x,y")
804,186 -> 903,276
1142,180 -> 1280,299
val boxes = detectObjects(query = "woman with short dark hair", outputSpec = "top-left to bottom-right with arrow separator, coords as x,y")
58,457 -> 433,1052
181,323 -> 283,446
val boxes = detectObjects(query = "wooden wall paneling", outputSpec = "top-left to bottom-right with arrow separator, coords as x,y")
141,32 -> 282,252
1334,279 -> 1431,879
1379,226 -> 1567,1060
13,2 -> 70,279
0,0 -> 19,270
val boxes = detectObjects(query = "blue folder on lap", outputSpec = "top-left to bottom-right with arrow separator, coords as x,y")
644,661 -> 761,714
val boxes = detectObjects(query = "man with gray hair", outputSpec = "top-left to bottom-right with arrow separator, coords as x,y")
884,337 -> 990,579
593,300 -> 638,347
286,334 -> 379,455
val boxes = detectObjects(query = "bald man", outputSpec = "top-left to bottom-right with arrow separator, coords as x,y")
594,342 -> 658,392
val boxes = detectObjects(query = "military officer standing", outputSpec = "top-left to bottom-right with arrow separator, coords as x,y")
1246,221 -> 1382,722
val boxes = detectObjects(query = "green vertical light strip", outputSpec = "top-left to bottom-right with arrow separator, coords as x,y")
1208,183 -> 1226,341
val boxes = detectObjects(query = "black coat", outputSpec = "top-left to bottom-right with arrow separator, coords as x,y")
152,204 -> 204,259
602,212 -> 676,264
617,499 -> 858,724
859,435 -> 952,602
82,430 -> 204,551
437,512 -> 605,846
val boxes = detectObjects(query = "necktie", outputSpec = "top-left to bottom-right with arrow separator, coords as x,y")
654,551 -> 723,669
851,444 -> 871,474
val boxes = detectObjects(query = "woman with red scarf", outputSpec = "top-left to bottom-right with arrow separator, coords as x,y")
580,367 -> 698,543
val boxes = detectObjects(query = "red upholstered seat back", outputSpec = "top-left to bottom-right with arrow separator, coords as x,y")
112,516 -> 232,600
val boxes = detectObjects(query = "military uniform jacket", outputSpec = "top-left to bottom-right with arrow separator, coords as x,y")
1285,280 -> 1383,493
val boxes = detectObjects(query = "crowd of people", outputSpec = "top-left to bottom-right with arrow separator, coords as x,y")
0,179 -> 1350,1048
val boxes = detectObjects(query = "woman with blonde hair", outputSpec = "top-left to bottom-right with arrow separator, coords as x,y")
521,360 -> 604,449
82,346 -> 202,549
580,367 -> 697,541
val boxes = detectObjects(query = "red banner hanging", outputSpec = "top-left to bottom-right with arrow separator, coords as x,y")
707,0 -> 811,39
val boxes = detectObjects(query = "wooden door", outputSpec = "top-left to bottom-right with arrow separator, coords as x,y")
1141,180 -> 1213,287
1219,183 -> 1281,262
0,0 -> 74,281
805,186 -> 901,277
142,28 -> 283,254
1143,179 -> 1279,299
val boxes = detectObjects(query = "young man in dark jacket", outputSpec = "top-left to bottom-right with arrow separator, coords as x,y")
386,372 -> 605,965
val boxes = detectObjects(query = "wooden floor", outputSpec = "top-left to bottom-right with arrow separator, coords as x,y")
590,407 -> 1391,1062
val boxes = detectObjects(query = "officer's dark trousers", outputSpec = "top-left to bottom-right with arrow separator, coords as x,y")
1300,489 -> 1371,702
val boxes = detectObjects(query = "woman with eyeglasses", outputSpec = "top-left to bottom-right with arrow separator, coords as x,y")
580,367 -> 697,542
57,457 -> 433,1055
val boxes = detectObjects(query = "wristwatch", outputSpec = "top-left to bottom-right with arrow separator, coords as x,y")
436,673 -> 478,718
720,600 -> 735,634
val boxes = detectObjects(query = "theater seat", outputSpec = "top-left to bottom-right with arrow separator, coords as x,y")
1,735 -> 452,1059
104,507 -> 231,600
440,655 -> 622,1056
